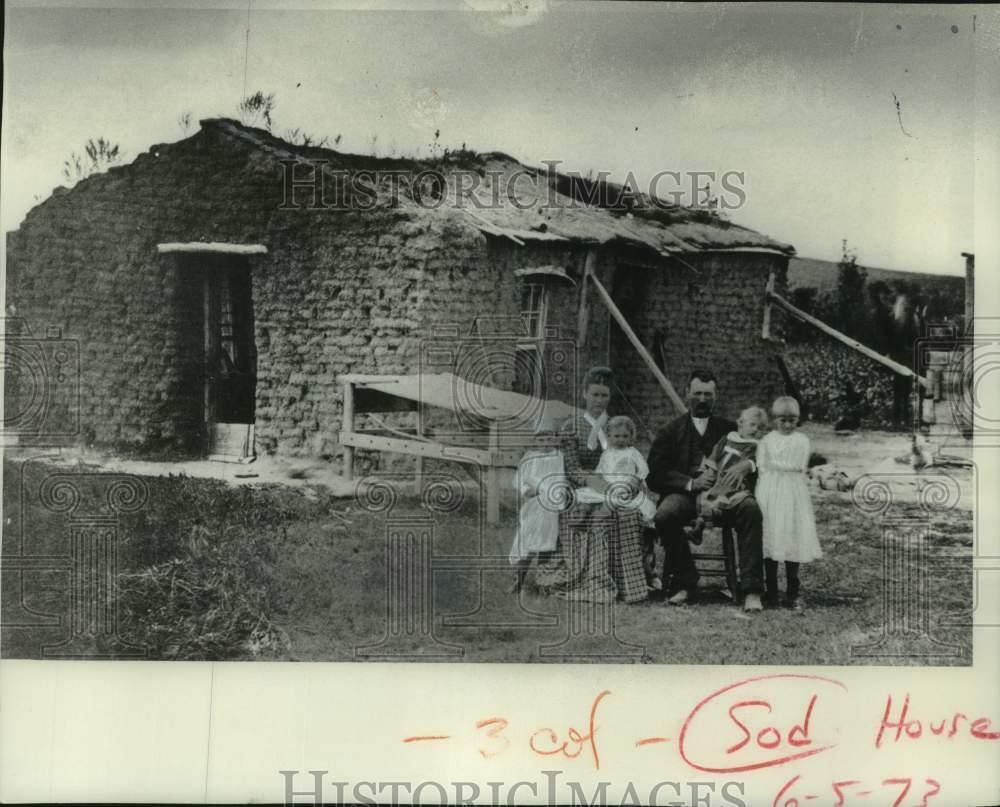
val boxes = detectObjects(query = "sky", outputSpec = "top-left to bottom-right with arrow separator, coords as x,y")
1,1 -> 990,275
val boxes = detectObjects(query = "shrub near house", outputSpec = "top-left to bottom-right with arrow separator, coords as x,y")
784,255 -> 964,427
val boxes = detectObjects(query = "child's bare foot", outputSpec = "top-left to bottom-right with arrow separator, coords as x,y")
508,569 -> 527,593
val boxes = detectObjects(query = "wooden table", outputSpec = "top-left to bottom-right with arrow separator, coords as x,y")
338,373 -> 578,524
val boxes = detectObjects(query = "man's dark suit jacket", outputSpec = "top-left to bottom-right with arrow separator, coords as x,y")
646,413 -> 738,497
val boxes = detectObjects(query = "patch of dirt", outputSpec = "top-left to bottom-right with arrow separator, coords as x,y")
803,423 -> 974,512
5,448 -> 360,497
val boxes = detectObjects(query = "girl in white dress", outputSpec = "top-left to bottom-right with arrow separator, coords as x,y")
756,396 -> 822,609
508,434 -> 569,592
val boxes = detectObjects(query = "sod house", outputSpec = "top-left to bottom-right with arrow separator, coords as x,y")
4,119 -> 795,460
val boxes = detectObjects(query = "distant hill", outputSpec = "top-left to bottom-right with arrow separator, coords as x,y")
788,256 -> 964,297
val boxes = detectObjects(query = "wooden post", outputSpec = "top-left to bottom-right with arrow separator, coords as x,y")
588,273 -> 688,413
246,424 -> 256,462
762,271 -> 775,340
342,381 -> 355,481
767,289 -> 929,388
414,402 -> 424,495
577,249 -> 597,350
202,273 -> 216,457
486,420 -> 501,526
203,274 -> 211,429
962,252 -> 975,333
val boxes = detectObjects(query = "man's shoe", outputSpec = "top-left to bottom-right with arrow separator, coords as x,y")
743,593 -> 763,612
667,589 -> 690,606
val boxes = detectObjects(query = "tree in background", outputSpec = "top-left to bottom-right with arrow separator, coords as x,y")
834,240 -> 870,343
62,137 -> 123,184
865,279 -> 896,353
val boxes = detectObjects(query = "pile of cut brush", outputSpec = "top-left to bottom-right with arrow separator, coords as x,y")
117,524 -> 292,660
114,476 -> 331,660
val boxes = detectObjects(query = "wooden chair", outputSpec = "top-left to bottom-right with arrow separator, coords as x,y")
691,525 -> 739,598
643,523 -> 739,600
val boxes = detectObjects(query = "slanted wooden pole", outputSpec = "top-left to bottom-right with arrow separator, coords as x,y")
767,289 -> 929,388
588,273 -> 688,413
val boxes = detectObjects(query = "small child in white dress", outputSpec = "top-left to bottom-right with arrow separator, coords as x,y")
508,434 -> 568,592
755,396 -> 822,609
574,415 -> 657,522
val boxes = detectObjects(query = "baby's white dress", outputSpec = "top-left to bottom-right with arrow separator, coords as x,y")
575,446 -> 657,523
755,431 -> 822,563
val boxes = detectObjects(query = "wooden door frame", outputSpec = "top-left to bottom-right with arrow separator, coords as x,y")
203,272 -> 217,438
156,242 -> 266,456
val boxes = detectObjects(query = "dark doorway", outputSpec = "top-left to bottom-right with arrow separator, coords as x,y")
198,255 -> 257,459
206,260 -> 256,424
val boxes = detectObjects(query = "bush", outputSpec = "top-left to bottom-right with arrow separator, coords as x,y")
784,341 -> 899,428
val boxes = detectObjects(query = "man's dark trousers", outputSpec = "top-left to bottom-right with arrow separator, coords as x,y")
654,494 -> 764,596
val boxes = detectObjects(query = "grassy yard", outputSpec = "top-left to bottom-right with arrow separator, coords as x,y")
275,490 -> 973,665
1,447 -> 973,665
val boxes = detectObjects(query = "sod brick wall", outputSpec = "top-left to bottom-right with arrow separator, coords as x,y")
5,127 -> 524,456
608,252 -> 790,439
5,123 -> 790,462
